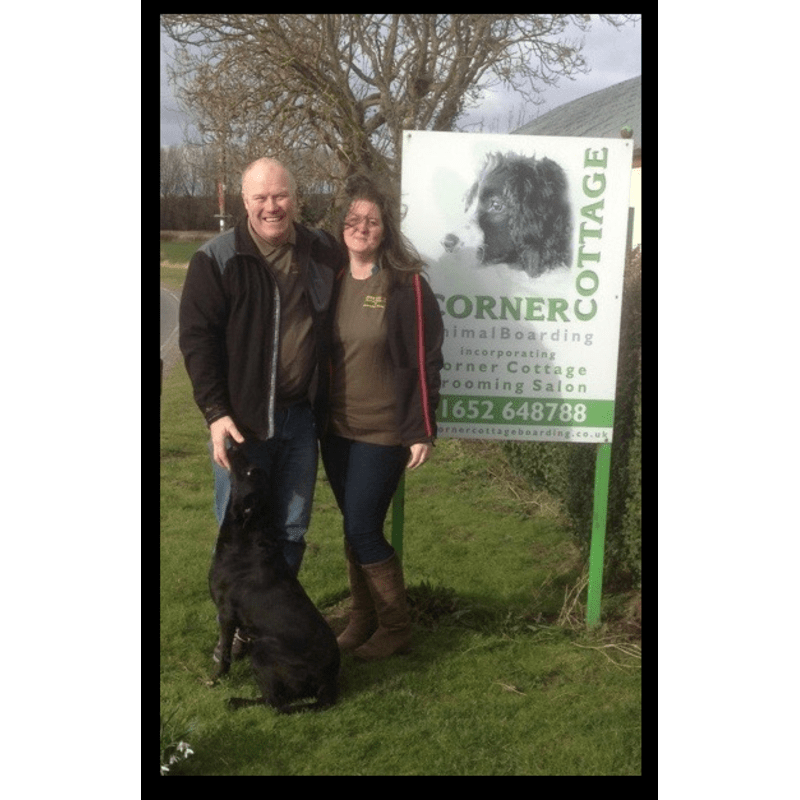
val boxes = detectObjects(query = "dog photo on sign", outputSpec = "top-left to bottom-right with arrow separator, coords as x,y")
441,151 -> 573,280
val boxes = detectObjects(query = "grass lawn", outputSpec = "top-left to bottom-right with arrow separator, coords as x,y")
160,250 -> 641,776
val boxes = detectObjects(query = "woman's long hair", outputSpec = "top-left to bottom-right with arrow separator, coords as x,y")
335,174 -> 425,286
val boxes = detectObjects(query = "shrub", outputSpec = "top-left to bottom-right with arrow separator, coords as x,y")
503,247 -> 641,589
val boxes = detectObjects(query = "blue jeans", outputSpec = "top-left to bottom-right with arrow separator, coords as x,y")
321,434 -> 409,565
210,402 -> 318,574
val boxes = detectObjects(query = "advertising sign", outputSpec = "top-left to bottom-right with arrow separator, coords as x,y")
401,131 -> 633,443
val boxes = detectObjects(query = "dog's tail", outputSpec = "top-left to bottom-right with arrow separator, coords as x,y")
277,697 -> 336,715
227,695 -> 336,714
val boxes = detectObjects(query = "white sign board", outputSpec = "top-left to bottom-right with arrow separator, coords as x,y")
401,131 -> 633,443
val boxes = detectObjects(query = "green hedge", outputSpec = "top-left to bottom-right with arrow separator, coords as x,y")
503,247 -> 642,589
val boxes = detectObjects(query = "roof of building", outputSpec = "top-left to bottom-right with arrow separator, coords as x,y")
513,75 -> 641,151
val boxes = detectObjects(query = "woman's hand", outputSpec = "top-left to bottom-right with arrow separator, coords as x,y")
407,442 -> 432,470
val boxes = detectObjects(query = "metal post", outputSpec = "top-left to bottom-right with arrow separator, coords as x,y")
586,443 -> 612,626
217,181 -> 226,231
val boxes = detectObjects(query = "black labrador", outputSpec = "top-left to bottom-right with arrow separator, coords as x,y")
208,444 -> 339,713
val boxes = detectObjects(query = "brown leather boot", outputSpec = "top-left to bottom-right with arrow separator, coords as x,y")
353,553 -> 412,661
337,543 -> 378,651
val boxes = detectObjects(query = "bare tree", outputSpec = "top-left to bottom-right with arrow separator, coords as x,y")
160,145 -> 188,199
159,144 -> 218,198
162,14 -> 638,191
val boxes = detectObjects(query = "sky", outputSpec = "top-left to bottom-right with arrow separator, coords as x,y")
160,16 -> 641,148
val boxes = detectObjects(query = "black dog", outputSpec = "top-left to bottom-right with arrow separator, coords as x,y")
443,151 -> 572,278
208,444 -> 339,714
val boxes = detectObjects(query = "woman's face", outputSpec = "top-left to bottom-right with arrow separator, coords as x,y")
343,200 -> 384,262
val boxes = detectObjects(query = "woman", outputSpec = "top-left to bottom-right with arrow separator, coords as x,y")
322,175 -> 443,661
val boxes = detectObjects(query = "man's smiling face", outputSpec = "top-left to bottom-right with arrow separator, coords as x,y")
242,161 -> 296,246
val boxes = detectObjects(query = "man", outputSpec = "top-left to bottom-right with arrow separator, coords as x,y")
179,158 -> 344,575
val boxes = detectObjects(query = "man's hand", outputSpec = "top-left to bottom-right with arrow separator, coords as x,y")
209,416 -> 245,470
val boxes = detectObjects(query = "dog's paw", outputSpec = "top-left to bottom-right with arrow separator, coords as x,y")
206,664 -> 230,686
210,660 -> 231,680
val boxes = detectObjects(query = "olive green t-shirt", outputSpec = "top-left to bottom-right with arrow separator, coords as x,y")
329,269 -> 399,445
248,221 -> 315,408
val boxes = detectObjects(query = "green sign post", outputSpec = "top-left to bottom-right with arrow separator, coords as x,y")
586,443 -> 612,626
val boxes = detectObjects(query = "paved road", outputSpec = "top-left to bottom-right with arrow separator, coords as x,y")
160,285 -> 182,379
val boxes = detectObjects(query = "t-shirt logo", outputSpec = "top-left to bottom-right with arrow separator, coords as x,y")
363,295 -> 386,309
